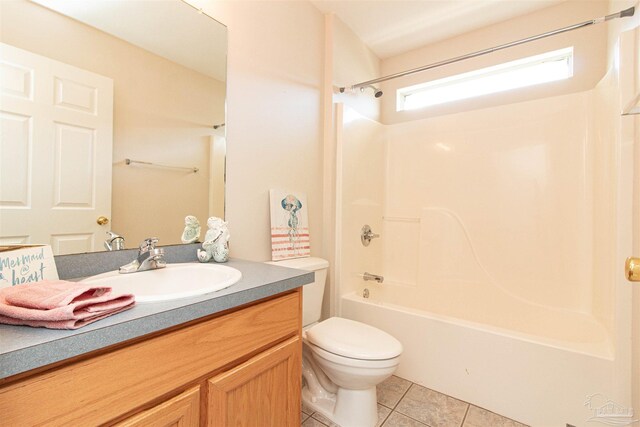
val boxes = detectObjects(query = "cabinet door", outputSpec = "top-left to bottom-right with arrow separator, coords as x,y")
115,386 -> 200,427
207,337 -> 301,427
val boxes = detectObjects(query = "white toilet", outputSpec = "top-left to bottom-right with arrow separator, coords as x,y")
269,257 -> 402,427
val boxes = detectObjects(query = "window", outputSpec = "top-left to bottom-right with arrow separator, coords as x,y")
397,47 -> 573,111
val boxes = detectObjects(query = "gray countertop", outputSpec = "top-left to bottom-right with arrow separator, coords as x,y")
0,257 -> 313,379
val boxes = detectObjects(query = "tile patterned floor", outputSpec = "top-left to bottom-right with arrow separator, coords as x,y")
301,375 -> 528,427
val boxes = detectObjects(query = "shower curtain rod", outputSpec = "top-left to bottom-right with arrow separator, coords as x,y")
339,6 -> 635,93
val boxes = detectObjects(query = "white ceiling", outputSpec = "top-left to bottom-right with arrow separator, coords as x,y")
311,0 -> 567,59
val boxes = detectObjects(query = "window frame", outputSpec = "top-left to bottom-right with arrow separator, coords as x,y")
396,47 -> 574,111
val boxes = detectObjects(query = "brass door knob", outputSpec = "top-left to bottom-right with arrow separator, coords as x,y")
625,257 -> 640,282
97,216 -> 110,226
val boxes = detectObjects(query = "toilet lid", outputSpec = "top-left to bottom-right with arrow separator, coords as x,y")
305,317 -> 403,360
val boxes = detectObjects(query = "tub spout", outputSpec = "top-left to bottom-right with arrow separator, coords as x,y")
363,272 -> 384,283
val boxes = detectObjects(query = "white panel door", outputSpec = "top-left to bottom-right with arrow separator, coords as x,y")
0,43 -> 113,254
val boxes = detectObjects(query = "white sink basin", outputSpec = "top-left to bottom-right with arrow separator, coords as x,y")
81,263 -> 242,303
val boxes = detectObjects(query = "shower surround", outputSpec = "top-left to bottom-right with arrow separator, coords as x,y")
335,30 -> 636,424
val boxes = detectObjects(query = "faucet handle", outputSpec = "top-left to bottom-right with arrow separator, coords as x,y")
139,237 -> 159,253
104,231 -> 125,251
360,225 -> 380,247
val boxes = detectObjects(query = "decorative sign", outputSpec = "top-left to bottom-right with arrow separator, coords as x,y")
0,245 -> 59,287
269,190 -> 310,261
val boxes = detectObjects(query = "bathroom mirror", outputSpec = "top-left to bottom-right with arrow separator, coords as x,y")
0,0 -> 227,255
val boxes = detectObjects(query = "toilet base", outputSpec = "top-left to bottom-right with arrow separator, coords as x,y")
302,384 -> 378,427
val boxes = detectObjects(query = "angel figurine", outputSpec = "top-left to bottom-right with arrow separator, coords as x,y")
181,215 -> 201,244
197,217 -> 230,263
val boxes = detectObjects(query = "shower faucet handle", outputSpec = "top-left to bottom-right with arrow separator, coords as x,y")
361,224 -> 380,246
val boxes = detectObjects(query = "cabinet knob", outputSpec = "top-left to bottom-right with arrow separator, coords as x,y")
625,257 -> 640,282
97,216 -> 110,226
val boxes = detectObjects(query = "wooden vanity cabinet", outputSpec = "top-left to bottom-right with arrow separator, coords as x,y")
207,337 -> 301,426
115,386 -> 201,427
0,289 -> 302,427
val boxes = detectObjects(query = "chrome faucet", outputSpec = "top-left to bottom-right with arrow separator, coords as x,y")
119,237 -> 166,274
104,231 -> 125,251
363,272 -> 384,283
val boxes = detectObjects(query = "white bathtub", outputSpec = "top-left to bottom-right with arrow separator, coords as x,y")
341,291 -> 623,427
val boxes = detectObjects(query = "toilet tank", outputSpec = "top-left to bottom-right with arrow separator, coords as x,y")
267,257 -> 329,327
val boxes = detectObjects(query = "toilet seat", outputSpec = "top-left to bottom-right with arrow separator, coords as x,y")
305,317 -> 403,361
307,342 -> 401,369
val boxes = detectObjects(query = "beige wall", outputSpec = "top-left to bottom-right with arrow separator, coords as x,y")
332,16 -> 382,122
200,1 -> 324,261
380,0 -> 609,124
0,0 -> 226,247
209,135 -> 226,220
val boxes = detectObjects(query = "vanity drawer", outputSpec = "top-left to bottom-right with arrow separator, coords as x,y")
0,290 -> 301,427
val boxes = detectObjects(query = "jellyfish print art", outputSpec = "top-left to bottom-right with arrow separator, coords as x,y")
281,194 -> 302,252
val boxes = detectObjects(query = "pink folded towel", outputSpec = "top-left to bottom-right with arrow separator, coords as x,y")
4,280 -> 112,310
0,281 -> 135,330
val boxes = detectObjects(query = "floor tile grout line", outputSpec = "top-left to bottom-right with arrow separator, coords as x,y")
460,402 -> 529,427
391,384 -> 435,427
377,375 -> 412,416
396,381 -> 414,410
396,409 -> 433,427
378,407 -> 392,427
311,412 -> 331,426
396,376 -> 477,415
391,380 -> 466,427
475,405 -> 528,426
394,377 -> 529,427
392,383 -> 420,420
459,403 -> 471,427
378,380 -> 408,427
392,381 -> 414,410
309,413 -> 330,427
382,409 -> 429,427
